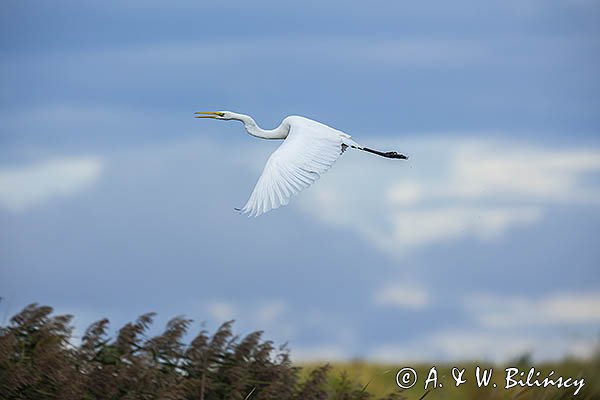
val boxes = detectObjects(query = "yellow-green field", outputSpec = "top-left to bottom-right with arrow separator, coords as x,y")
299,357 -> 600,399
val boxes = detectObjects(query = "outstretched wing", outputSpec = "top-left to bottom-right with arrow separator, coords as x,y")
239,117 -> 355,217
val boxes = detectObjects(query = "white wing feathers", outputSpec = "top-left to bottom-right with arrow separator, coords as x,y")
239,117 -> 356,217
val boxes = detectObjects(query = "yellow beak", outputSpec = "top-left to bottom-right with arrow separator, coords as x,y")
194,111 -> 224,119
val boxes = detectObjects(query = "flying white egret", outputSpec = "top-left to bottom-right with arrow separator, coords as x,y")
195,111 -> 408,217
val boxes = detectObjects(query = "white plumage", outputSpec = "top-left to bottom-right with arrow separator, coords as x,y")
195,111 -> 407,217
240,116 -> 358,216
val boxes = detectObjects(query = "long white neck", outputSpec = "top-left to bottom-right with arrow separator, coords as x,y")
231,113 -> 289,140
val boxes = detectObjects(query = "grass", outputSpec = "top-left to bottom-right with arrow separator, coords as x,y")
3,304 -> 597,400
298,356 -> 600,399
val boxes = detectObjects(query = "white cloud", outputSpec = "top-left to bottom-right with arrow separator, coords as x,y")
386,181 -> 423,206
464,292 -> 600,328
370,330 -> 598,363
448,142 -> 600,202
373,284 -> 430,309
370,206 -> 542,253
256,300 -> 287,325
0,156 -> 103,212
206,301 -> 236,322
299,138 -> 600,254
429,332 -> 536,361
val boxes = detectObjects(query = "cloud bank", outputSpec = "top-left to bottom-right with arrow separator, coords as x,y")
0,156 -> 103,212
299,138 -> 600,254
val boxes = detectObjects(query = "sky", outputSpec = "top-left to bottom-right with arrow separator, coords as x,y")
1,0 -> 600,363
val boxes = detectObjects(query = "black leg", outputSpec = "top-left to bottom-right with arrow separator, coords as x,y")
361,147 -> 408,159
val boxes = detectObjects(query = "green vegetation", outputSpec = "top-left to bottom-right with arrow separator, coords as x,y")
300,359 -> 600,399
1,304 -> 598,399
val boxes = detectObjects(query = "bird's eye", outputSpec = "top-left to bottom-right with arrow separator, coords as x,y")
217,112 -> 225,117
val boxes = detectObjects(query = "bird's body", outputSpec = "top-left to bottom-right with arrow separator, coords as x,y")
195,111 -> 407,217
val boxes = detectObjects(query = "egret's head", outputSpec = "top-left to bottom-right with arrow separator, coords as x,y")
194,111 -> 235,120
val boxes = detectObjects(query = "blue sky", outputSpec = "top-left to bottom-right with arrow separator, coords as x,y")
1,0 -> 600,362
